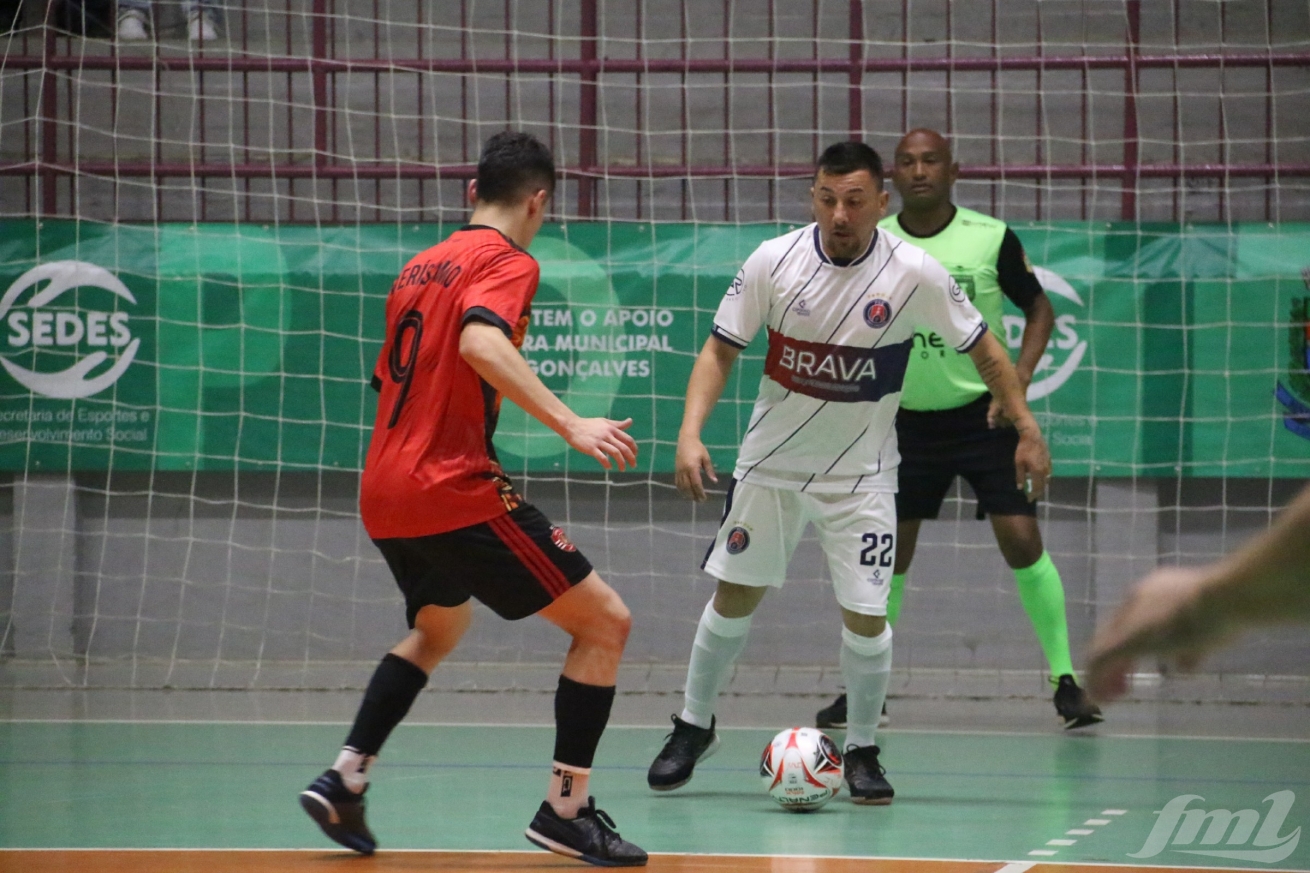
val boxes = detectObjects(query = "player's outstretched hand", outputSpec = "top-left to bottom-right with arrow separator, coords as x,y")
1085,566 -> 1235,702
674,435 -> 717,502
565,417 -> 638,471
1013,428 -> 1052,501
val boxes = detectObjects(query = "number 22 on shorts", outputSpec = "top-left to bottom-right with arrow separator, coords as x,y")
859,532 -> 895,567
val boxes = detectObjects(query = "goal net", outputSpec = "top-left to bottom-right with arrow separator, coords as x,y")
1,1 -> 1308,703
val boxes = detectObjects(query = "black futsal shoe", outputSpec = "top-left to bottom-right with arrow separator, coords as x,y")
525,797 -> 648,867
299,769 -> 377,855
815,693 -> 847,728
646,714 -> 719,791
1054,674 -> 1105,730
816,694 -> 889,728
843,744 -> 895,806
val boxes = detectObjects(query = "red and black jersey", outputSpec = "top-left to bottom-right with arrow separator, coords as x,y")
360,225 -> 536,538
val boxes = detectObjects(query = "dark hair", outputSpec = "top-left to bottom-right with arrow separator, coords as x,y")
475,131 -> 556,205
815,141 -> 884,187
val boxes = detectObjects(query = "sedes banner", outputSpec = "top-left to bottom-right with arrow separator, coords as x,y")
0,220 -> 1307,477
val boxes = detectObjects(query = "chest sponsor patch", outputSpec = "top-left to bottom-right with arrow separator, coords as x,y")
764,328 -> 912,403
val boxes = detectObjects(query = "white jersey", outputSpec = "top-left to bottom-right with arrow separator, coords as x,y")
711,223 -> 987,493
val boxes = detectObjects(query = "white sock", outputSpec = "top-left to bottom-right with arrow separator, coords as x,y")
840,625 -> 892,751
548,761 -> 591,819
332,746 -> 375,794
679,598 -> 753,729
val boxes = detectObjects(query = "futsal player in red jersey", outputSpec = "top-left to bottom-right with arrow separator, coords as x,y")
300,131 -> 647,867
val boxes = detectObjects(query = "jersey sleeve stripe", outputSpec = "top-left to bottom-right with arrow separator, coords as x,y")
711,325 -> 749,348
955,320 -> 989,352
463,306 -> 513,336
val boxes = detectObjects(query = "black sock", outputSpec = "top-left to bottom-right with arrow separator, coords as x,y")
344,653 -> 429,756
553,675 -> 616,769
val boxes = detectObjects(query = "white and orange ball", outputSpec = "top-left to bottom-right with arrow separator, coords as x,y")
759,726 -> 844,811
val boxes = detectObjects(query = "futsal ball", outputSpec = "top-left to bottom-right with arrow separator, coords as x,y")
759,726 -> 844,811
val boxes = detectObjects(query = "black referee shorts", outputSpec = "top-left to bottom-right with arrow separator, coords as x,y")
895,393 -> 1036,521
373,504 -> 594,624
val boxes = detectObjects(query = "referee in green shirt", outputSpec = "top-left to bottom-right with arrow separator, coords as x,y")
817,129 -> 1103,730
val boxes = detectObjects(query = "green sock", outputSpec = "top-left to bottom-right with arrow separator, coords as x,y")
1012,551 -> 1075,680
886,573 -> 907,626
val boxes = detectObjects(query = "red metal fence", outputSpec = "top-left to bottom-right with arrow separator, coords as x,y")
1,0 -> 1307,223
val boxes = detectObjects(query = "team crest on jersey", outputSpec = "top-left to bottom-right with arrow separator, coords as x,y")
948,275 -> 971,303
550,526 -> 578,552
725,526 -> 751,554
862,298 -> 893,328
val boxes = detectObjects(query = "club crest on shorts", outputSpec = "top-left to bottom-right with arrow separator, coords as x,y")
725,526 -> 751,554
550,526 -> 577,552
863,297 -> 893,328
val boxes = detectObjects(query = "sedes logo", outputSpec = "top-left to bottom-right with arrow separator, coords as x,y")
1,261 -> 140,399
1003,266 -> 1088,400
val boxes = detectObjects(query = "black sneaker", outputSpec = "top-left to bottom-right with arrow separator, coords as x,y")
843,744 -> 894,806
816,693 -> 846,728
816,694 -> 889,728
1054,674 -> 1104,730
646,714 -> 719,791
525,797 -> 648,867
299,769 -> 377,855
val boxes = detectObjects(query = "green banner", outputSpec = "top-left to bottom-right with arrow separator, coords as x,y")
1,220 -> 1307,477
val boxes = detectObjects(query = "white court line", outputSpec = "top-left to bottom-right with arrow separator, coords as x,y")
1046,839 -> 1077,846
1101,808 -> 1127,815
1027,849 -> 1058,857
1084,818 -> 1111,825
1066,828 -> 1094,835
8,849 -> 1308,870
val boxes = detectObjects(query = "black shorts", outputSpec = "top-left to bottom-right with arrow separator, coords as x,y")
895,393 -> 1036,521
373,504 -> 594,624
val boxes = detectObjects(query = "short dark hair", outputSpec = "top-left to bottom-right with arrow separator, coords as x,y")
815,141 -> 884,187
475,131 -> 556,205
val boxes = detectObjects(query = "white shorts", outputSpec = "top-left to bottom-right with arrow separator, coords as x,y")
701,478 -> 897,615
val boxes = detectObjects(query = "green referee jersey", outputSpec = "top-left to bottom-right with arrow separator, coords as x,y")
878,205 -> 1043,412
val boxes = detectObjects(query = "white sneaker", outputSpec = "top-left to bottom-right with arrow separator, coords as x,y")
187,10 -> 218,41
116,9 -> 149,41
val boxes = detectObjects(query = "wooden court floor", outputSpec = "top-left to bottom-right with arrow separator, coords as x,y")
2,721 -> 1308,872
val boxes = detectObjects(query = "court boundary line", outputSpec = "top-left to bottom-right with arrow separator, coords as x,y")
0,848 -> 1304,872
3,717 -> 1307,744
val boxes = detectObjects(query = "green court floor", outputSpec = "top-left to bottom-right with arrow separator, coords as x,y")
2,721 -> 1308,869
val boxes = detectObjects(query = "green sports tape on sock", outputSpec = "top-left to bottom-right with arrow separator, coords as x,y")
1012,551 -> 1075,679
886,573 -> 907,626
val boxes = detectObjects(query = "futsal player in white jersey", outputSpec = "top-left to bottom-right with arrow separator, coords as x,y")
646,141 -> 1052,804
